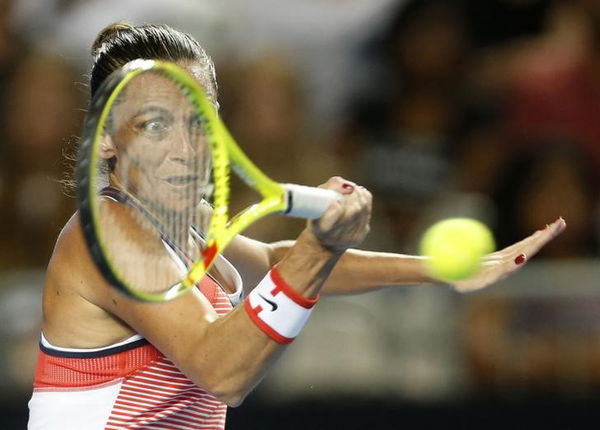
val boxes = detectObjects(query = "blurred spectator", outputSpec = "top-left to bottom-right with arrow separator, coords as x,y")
500,0 -> 600,172
464,0 -> 554,49
0,270 -> 44,393
333,0 -> 474,250
490,143 -> 599,259
12,0 -> 401,134
219,53 -> 340,241
216,0 -> 402,132
0,0 -> 24,148
458,0 -> 600,401
11,0 -> 227,68
0,53 -> 83,272
0,1 -> 80,413
464,292 -> 600,398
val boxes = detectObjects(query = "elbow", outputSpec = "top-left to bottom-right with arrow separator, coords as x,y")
221,391 -> 248,408
208,384 -> 249,408
198,374 -> 253,407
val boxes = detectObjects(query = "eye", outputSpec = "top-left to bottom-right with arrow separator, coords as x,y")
140,118 -> 169,137
189,116 -> 205,135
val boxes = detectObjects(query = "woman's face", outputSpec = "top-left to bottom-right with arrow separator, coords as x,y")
104,68 -> 211,213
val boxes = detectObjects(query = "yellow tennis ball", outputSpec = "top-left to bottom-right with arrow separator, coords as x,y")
420,218 -> 495,281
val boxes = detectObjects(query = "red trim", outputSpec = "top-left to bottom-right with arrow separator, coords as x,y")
202,242 -> 218,267
33,343 -> 161,388
243,299 -> 294,344
270,266 -> 319,309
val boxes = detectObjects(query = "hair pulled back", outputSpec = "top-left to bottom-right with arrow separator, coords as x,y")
90,22 -> 218,101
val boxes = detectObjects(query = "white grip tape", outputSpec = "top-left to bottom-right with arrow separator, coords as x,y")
283,183 -> 341,219
244,267 -> 319,344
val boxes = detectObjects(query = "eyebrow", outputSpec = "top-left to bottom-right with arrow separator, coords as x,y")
131,105 -> 174,120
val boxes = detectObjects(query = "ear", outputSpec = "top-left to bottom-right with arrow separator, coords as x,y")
100,135 -> 117,159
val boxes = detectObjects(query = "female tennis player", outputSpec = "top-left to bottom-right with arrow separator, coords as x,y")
27,23 -> 566,430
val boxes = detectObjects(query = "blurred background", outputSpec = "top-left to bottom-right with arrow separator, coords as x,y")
1,0 -> 599,428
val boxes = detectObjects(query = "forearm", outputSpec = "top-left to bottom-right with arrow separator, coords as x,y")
186,306 -> 282,406
187,230 -> 342,405
270,241 -> 436,295
322,249 -> 435,294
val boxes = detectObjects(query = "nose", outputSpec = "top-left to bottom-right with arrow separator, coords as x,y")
168,125 -> 197,164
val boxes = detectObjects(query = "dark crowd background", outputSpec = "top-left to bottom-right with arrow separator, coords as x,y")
0,0 -> 599,428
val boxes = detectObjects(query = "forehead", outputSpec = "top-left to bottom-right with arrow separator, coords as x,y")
113,72 -> 192,118
179,60 -> 216,103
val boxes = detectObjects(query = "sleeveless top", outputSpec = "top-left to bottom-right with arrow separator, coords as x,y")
28,188 -> 243,429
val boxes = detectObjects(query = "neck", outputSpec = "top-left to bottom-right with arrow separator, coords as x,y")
106,176 -> 198,255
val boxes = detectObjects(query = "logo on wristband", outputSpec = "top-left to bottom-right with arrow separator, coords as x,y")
245,267 -> 319,344
258,294 -> 278,311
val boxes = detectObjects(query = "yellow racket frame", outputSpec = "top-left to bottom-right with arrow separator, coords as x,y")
82,60 -> 290,301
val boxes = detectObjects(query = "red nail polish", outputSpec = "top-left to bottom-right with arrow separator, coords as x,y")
342,183 -> 354,191
538,225 -> 548,231
514,254 -> 526,265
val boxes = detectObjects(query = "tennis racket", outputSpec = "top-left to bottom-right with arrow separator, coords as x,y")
77,59 -> 338,302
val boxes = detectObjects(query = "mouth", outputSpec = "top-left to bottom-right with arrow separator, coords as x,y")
163,175 -> 200,186
160,176 -> 214,199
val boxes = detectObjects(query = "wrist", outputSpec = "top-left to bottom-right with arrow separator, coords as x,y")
244,267 -> 319,344
416,255 -> 439,283
277,229 -> 343,298
296,228 -> 346,258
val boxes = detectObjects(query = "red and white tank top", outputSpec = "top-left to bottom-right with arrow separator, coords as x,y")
28,253 -> 243,430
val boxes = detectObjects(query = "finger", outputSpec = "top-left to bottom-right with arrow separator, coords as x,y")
354,186 -> 372,232
454,218 -> 566,293
319,176 -> 357,195
340,182 -> 356,195
310,181 -> 372,247
316,182 -> 362,230
314,198 -> 345,232
321,186 -> 366,242
343,185 -> 370,224
339,192 -> 371,245
500,217 -> 566,259
488,218 -> 566,275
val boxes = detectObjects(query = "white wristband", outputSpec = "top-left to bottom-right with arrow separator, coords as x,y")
244,267 -> 319,344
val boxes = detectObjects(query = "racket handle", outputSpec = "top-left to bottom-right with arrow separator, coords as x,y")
283,184 -> 342,219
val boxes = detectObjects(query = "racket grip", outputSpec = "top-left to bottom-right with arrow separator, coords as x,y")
283,184 -> 341,219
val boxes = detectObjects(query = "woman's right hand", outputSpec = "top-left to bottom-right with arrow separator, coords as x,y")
309,176 -> 372,253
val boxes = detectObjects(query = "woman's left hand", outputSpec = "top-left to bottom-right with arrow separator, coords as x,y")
451,217 -> 567,293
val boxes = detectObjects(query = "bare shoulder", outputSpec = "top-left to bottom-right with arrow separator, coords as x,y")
45,211 -> 98,298
43,202 -> 172,348
42,210 -> 136,347
43,203 -> 221,362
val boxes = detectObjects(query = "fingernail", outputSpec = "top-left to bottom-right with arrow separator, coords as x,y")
538,225 -> 548,231
342,183 -> 354,191
514,254 -> 526,265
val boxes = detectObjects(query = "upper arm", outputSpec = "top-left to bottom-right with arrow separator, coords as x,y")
222,235 -> 275,294
222,235 -> 299,295
96,281 -> 219,366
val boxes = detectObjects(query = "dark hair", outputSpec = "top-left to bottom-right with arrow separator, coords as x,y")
90,22 -> 218,102
59,23 -> 219,195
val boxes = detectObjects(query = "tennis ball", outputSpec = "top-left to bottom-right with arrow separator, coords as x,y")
420,218 -> 495,281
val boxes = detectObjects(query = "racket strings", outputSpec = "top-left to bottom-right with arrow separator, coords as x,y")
99,184 -> 211,295
92,67 -> 217,296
